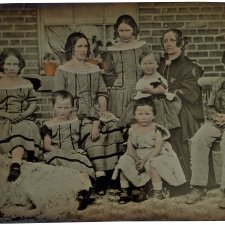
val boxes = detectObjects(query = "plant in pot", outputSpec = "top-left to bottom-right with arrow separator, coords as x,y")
43,52 -> 58,76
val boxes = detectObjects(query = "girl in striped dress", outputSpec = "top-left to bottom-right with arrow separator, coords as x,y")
40,90 -> 95,210
104,14 -> 150,118
0,48 -> 41,182
53,32 -> 124,196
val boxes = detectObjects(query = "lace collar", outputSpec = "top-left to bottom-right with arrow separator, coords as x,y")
58,60 -> 100,74
107,40 -> 147,51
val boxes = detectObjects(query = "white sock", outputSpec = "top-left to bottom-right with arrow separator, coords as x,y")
96,171 -> 106,177
152,181 -> 162,191
120,180 -> 129,189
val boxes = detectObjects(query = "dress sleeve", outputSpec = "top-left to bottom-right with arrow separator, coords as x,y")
53,67 -> 67,92
40,124 -> 52,139
177,74 -> 201,104
27,87 -> 37,104
155,124 -> 171,141
102,51 -> 117,87
97,73 -> 108,98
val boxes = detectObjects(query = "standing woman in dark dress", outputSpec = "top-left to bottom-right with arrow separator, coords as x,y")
158,29 -> 204,184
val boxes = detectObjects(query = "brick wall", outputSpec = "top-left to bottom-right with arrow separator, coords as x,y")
0,4 -> 39,75
139,2 -> 225,77
1,3 -> 225,126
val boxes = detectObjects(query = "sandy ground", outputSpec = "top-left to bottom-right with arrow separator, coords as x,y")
1,187 -> 225,222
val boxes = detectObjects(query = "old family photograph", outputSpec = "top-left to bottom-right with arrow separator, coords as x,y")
0,1 -> 225,222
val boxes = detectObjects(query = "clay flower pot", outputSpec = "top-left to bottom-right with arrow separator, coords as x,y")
43,62 -> 57,76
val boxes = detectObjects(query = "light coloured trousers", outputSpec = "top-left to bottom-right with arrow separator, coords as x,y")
190,122 -> 225,189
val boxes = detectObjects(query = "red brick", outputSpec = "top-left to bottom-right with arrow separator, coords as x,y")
187,52 -> 208,58
204,37 -> 214,42
203,66 -> 214,72
3,32 -> 24,38
199,58 -> 221,65
22,40 -> 38,45
0,25 -> 13,30
163,22 -> 184,29
215,66 -> 225,71
201,7 -> 212,13
215,36 -> 225,42
209,51 -> 224,57
140,23 -> 161,29
198,44 -> 218,50
139,30 -> 151,36
208,22 -> 225,28
197,29 -> 219,35
176,15 -> 197,21
2,17 -> 24,23
154,15 -> 175,21
189,7 -> 200,13
25,32 -> 38,38
25,47 -> 38,53
199,15 -> 220,20
178,8 -> 189,13
10,40 -> 20,45
0,40 -> 9,45
15,24 -> 36,30
25,17 -> 37,23
186,22 -> 207,28
193,37 -> 203,43
139,8 -> 161,14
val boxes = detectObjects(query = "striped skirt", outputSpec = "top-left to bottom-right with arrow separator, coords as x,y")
42,149 -> 95,179
0,118 -> 41,158
81,118 -> 124,172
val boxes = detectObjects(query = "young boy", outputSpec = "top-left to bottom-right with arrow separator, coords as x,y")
40,90 -> 95,210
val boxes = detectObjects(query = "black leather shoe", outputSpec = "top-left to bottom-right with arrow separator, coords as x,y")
77,189 -> 95,210
7,163 -> 21,182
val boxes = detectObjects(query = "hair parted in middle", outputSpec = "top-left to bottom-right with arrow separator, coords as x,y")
114,14 -> 139,39
0,48 -> 26,75
161,28 -> 188,51
64,32 -> 91,61
52,90 -> 74,107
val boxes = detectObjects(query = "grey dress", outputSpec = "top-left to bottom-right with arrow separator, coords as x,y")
53,61 -> 124,171
104,41 -> 150,117
112,124 -> 186,187
0,83 -> 41,158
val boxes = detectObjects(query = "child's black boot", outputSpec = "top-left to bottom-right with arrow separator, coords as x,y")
118,188 -> 131,204
77,189 -> 95,210
7,163 -> 21,182
94,176 -> 106,196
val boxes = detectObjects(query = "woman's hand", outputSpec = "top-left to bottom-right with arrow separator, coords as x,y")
91,121 -> 100,141
99,110 -> 112,120
215,113 -> 225,126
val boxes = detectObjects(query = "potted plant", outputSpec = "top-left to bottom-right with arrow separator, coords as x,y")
43,52 -> 58,76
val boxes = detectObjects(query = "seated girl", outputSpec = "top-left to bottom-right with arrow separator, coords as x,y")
0,48 -> 41,182
112,98 -> 186,204
40,90 -> 95,210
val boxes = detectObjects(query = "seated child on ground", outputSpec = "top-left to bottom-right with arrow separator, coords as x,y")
40,90 -> 95,210
112,98 -> 186,204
